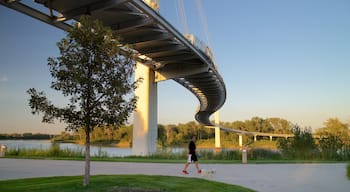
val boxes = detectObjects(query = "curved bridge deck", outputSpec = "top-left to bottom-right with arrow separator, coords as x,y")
0,0 -> 226,125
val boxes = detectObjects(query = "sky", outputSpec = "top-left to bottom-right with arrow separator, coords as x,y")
0,0 -> 349,134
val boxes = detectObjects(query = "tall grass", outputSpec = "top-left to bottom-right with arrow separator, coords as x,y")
5,143 -> 84,158
198,149 -> 241,160
248,148 -> 283,160
96,146 -> 108,158
141,149 -> 242,161
5,145 -> 285,161
132,149 -> 281,161
5,145 -> 348,162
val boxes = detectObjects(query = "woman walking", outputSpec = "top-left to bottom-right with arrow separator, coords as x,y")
182,135 -> 201,174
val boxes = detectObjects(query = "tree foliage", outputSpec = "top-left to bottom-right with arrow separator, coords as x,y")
316,118 -> 349,144
318,135 -> 344,160
27,16 -> 139,185
277,125 -> 319,160
0,133 -> 54,140
220,117 -> 293,145
51,117 -> 350,160
53,117 -> 294,148
316,118 -> 350,160
221,117 -> 292,134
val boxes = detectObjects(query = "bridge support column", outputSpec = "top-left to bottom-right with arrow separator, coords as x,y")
214,111 -> 221,149
239,134 -> 243,147
132,62 -> 158,156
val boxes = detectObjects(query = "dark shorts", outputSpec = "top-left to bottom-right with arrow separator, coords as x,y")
190,153 -> 198,162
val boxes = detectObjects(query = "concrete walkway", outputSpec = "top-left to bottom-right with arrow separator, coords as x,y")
0,158 -> 349,192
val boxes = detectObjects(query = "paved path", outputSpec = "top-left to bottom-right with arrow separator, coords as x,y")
0,158 -> 349,192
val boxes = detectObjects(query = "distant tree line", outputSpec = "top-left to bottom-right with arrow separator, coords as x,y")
0,133 -> 55,140
2,117 -> 349,160
50,116 -> 350,160
278,118 -> 350,160
52,125 -> 133,146
3,117 -> 349,160
51,117 -> 297,146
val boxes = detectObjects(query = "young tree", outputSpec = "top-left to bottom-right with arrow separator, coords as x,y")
316,118 -> 349,144
277,125 -> 318,160
316,118 -> 350,160
27,16 -> 140,186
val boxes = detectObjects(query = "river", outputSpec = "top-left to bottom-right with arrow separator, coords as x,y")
0,140 -> 211,157
0,140 -> 134,157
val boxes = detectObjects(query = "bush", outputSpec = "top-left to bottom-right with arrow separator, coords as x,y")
130,149 -> 242,161
249,148 -> 282,160
215,150 -> 241,160
148,150 -> 186,160
277,126 -> 319,160
48,143 -> 60,156
318,135 -> 344,160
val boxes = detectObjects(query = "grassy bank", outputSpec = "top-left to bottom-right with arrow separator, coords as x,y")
4,145 -> 349,164
0,175 -> 255,192
347,164 -> 350,179
4,144 -> 283,161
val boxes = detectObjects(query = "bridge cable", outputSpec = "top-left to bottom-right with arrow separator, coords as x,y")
175,0 -> 189,34
194,0 -> 218,70
194,0 -> 212,49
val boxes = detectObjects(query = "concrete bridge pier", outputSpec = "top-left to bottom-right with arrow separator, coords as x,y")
214,111 -> 221,149
239,134 -> 243,147
132,62 -> 158,156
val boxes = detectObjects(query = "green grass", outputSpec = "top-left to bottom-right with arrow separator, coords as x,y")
5,144 -> 350,162
347,164 -> 350,179
0,175 -> 255,192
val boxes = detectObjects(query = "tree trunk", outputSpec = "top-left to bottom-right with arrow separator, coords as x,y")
83,128 -> 91,186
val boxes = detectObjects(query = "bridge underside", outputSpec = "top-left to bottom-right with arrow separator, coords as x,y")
1,0 -> 227,155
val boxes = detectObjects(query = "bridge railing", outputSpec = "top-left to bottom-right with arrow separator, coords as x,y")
184,33 -> 218,70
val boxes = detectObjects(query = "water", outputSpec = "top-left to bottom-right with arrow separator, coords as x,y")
0,140 -> 187,157
0,140 -> 132,157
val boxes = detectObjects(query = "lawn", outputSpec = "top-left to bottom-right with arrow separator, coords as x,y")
0,175 -> 255,192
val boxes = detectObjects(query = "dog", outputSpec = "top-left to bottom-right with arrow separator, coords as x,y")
200,168 -> 216,177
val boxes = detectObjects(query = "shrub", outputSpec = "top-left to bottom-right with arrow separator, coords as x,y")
216,150 -> 241,160
249,148 -> 282,160
277,126 -> 319,160
48,143 -> 60,156
318,135 -> 344,160
148,150 -> 186,160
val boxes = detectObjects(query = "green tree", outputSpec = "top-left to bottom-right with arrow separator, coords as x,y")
316,118 -> 349,160
27,16 -> 140,186
165,124 -> 178,145
316,118 -> 349,144
158,124 -> 167,147
115,125 -> 132,144
104,126 -> 114,141
319,135 -> 344,160
250,117 -> 264,132
266,118 -> 293,134
277,125 -> 318,159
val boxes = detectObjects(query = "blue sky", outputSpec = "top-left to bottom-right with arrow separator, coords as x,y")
1,0 -> 349,134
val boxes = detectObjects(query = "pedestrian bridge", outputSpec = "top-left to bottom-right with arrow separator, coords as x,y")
1,0 -> 226,155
